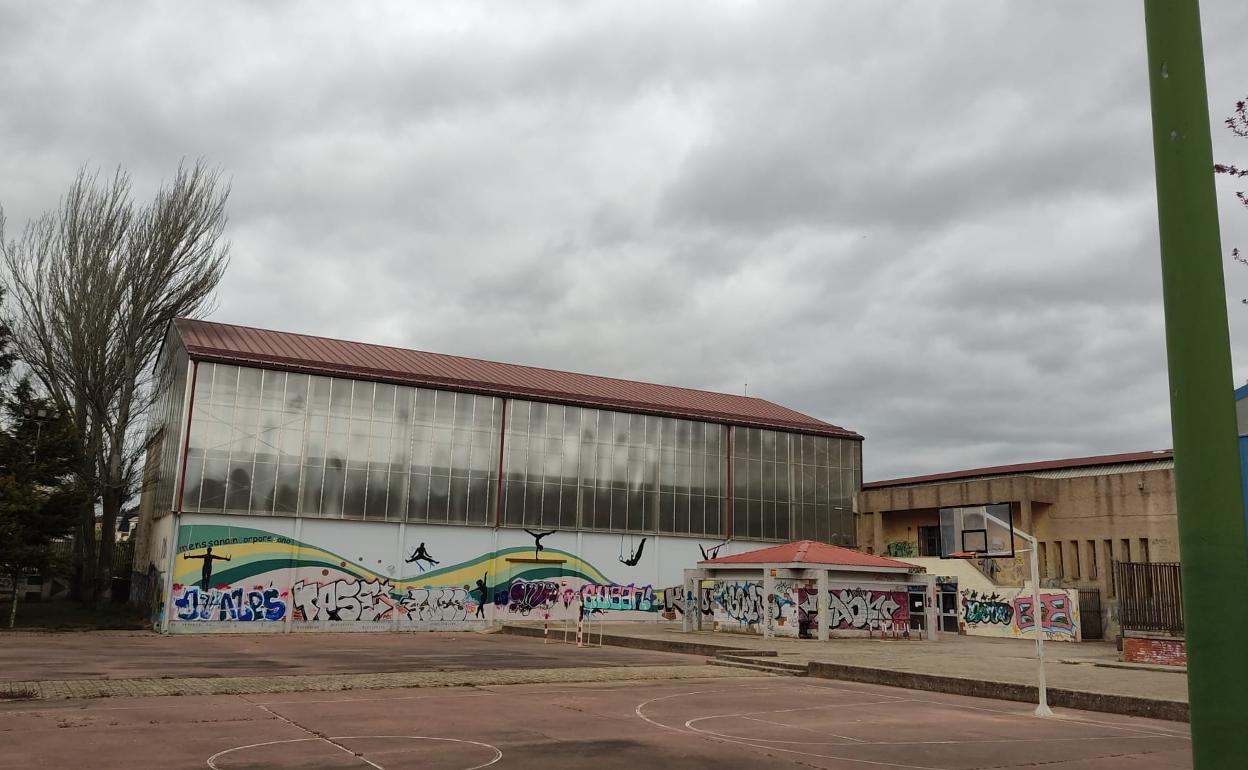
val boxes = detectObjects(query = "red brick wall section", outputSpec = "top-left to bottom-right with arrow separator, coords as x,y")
1123,637 -> 1186,667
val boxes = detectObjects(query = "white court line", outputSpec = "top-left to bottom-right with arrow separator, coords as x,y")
205,736 -> 502,770
741,714 -> 866,743
635,683 -> 1189,770
636,686 -> 942,770
258,703 -> 385,770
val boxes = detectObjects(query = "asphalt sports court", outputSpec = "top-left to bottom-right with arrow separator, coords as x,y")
0,676 -> 1190,769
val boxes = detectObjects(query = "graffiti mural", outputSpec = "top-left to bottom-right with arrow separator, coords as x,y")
173,585 -> 286,622
959,586 -> 1081,641
827,589 -> 909,631
790,586 -> 909,634
398,587 -> 470,622
168,520 -> 696,631
712,581 -> 765,627
580,583 -> 654,612
1014,594 -> 1076,636
660,584 -> 714,620
496,579 -> 569,615
292,578 -> 395,622
961,590 -> 1013,626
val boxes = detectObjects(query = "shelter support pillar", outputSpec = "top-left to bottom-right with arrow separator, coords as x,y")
817,569 -> 829,641
682,570 -> 697,632
872,512 -> 884,553
1019,498 -> 1033,536
762,568 -> 776,640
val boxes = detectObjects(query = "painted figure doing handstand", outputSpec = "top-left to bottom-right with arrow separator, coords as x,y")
182,546 -> 232,590
523,529 -> 557,559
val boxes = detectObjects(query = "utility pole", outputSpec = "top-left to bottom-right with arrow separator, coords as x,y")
1143,0 -> 1248,764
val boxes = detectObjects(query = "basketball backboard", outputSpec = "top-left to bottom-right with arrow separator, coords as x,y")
939,503 -> 1015,559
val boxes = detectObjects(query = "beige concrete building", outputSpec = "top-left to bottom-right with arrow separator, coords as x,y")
857,450 -> 1177,639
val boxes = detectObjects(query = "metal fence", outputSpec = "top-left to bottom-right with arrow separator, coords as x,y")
1114,561 -> 1184,636
1079,588 -> 1104,640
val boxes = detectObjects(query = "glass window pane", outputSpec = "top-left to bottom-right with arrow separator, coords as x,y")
408,473 -> 430,522
275,464 -> 300,513
343,468 -> 367,519
300,465 -> 324,516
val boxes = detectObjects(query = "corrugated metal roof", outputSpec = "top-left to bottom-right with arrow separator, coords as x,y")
173,318 -> 861,439
700,540 -> 912,569
863,450 -> 1174,490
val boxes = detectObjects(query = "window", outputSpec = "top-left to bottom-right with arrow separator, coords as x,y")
1087,540 -> 1098,579
918,526 -> 941,557
1104,540 -> 1115,596
1038,542 -> 1048,578
1068,541 -> 1080,580
1121,538 -> 1132,563
1054,541 -> 1064,578
1138,538 -> 1150,563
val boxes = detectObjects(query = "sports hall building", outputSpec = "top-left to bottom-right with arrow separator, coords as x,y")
133,319 -> 862,632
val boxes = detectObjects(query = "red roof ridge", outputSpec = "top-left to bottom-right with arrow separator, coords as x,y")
863,449 -> 1174,489
173,318 -> 863,439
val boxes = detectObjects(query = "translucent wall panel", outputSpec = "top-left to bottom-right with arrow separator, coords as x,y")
182,363 -> 500,523
732,428 -> 857,544
500,400 -> 724,536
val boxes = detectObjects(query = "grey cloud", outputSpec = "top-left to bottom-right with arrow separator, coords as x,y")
1,0 -> 1245,481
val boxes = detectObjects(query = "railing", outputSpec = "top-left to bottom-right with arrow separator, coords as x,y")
1114,561 -> 1183,636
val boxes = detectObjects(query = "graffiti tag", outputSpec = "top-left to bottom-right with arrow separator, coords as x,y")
292,578 -> 394,621
961,590 -> 1013,626
173,585 -> 286,622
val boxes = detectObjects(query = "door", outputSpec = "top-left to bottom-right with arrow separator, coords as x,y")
939,583 -> 960,633
918,526 -> 942,557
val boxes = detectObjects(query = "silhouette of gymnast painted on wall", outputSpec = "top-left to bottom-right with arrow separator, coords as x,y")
523,529 -> 557,559
699,542 -> 727,561
406,542 -> 440,572
620,537 -> 647,567
182,546 -> 232,589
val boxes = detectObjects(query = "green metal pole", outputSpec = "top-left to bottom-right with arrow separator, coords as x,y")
1143,0 -> 1248,763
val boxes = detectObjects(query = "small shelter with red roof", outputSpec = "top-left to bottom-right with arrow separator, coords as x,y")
683,540 -> 936,641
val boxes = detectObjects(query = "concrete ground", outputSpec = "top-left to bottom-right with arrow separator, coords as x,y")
0,675 -> 1192,769
0,629 -> 698,682
541,623 -> 1190,704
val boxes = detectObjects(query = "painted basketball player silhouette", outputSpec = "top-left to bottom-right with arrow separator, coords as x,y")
406,542 -> 439,572
523,529 -> 556,558
183,546 -> 232,589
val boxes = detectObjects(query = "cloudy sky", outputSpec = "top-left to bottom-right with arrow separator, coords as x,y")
2,1 -> 1246,481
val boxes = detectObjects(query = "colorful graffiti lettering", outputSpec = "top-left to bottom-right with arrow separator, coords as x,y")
580,583 -> 654,612
1013,593 -> 1076,636
173,585 -> 286,622
399,587 -> 470,622
713,581 -> 764,626
961,590 -> 1013,626
826,589 -> 909,631
292,578 -> 394,621
495,579 -> 567,615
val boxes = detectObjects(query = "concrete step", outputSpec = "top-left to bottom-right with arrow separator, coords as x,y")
707,658 -> 808,676
716,653 -> 808,672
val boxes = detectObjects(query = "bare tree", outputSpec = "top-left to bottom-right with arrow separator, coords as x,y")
1215,97 -> 1248,275
0,161 -> 229,603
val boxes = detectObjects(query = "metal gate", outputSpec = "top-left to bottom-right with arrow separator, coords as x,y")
1079,588 -> 1103,640
1114,561 -> 1184,636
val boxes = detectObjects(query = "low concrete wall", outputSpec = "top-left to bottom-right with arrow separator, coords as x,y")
806,661 -> 1188,722
499,624 -> 749,657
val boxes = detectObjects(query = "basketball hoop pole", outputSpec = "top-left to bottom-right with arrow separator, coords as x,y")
973,509 -> 1051,717
1021,540 -> 1052,718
